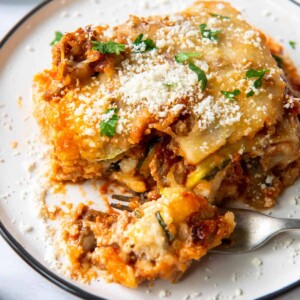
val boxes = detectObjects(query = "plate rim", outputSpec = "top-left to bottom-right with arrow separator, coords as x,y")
289,0 -> 300,7
0,221 -> 106,300
0,0 -> 300,299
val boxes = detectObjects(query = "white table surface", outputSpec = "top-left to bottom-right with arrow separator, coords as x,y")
0,1 -> 299,300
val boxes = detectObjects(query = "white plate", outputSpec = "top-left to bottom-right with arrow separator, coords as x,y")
0,0 -> 300,299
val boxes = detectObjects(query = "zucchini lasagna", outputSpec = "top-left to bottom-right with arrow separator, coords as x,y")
33,1 -> 300,287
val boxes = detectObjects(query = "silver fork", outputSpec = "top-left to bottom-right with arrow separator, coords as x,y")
110,196 -> 300,253
211,208 -> 300,253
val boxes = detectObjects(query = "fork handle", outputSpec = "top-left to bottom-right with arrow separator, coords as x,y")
278,217 -> 300,231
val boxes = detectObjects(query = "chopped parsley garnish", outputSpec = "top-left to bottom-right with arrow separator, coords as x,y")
199,23 -> 221,42
133,34 -> 156,52
221,89 -> 241,101
189,63 -> 207,91
246,90 -> 255,98
289,40 -> 296,50
50,31 -> 63,46
100,108 -> 118,137
246,68 -> 270,87
272,54 -> 283,68
92,41 -> 126,55
175,52 -> 201,63
155,211 -> 175,244
245,68 -> 269,97
209,13 -> 230,20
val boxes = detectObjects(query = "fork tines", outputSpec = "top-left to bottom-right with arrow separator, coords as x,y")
110,203 -> 132,212
111,194 -> 132,202
111,193 -> 149,211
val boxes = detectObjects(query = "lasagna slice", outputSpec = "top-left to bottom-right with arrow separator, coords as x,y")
33,1 -> 300,209
33,0 -> 300,286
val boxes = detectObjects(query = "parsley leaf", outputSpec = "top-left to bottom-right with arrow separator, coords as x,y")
50,31 -> 63,46
272,54 -> 283,68
189,62 -> 207,91
155,211 -> 175,244
199,23 -> 221,42
221,89 -> 241,101
100,108 -> 118,137
92,41 -> 126,55
254,77 -> 264,89
246,90 -> 255,98
245,69 -> 270,97
245,69 -> 269,78
209,13 -> 230,20
246,68 -> 270,89
133,34 -> 156,52
289,41 -> 296,50
175,52 -> 201,63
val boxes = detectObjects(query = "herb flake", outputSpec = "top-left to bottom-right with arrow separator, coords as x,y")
50,31 -> 63,46
133,34 -> 156,52
175,52 -> 201,63
289,41 -> 296,50
245,68 -> 270,95
221,89 -> 241,101
92,41 -> 126,55
100,108 -> 118,137
246,90 -> 255,98
199,23 -> 221,42
209,13 -> 230,20
246,69 -> 270,81
155,211 -> 175,243
189,62 -> 207,91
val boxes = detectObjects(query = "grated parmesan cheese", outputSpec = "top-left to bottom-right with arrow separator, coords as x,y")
194,96 -> 242,131
118,60 -> 199,113
251,257 -> 262,267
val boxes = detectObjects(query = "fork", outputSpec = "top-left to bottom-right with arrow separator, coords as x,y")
110,195 -> 300,253
210,208 -> 300,253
